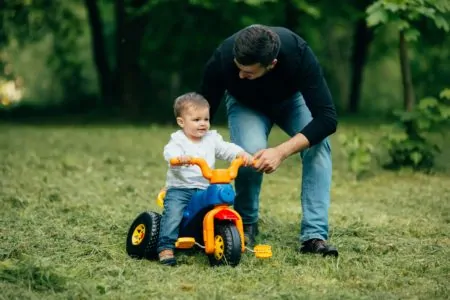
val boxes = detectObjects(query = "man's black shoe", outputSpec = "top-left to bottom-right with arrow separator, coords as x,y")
243,223 -> 259,247
299,239 -> 338,257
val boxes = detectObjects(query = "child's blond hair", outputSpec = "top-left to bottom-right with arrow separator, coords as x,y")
173,92 -> 210,117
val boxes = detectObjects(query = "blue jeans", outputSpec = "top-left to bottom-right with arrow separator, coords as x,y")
225,92 -> 332,242
157,188 -> 199,253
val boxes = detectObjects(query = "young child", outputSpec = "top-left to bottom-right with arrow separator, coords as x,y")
157,92 -> 253,266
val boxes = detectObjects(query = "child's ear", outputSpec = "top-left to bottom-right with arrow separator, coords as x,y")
176,117 -> 184,128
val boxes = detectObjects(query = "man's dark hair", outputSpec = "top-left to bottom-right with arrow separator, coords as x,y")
233,24 -> 281,67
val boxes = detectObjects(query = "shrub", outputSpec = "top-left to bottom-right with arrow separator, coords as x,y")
339,133 -> 375,180
382,88 -> 450,171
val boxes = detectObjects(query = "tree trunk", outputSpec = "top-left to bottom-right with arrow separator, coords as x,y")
115,0 -> 150,118
84,0 -> 113,107
48,8 -> 85,107
0,0 -> 11,80
399,30 -> 415,112
348,19 -> 373,113
114,0 -> 125,111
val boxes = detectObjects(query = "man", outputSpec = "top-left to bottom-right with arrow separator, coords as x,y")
199,24 -> 338,257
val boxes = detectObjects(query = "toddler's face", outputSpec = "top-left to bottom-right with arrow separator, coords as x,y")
177,106 -> 210,141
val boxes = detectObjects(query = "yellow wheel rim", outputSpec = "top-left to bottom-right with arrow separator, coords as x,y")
213,235 -> 225,260
132,224 -> 146,245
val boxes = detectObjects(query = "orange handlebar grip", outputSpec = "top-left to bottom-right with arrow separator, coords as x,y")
252,159 -> 258,167
169,157 -> 183,166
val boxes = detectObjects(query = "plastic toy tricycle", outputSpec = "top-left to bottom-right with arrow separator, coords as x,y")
126,157 -> 272,266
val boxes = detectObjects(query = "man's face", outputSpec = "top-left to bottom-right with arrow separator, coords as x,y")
234,58 -> 277,80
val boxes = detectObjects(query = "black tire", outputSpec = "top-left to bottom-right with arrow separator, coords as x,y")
126,211 -> 161,260
208,222 -> 242,267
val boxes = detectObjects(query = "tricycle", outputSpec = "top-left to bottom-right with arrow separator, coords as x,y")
125,157 -> 272,266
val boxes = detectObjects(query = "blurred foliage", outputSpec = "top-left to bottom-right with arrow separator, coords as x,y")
366,0 -> 450,111
367,0 -> 449,41
339,133 -> 375,180
1,0 -> 90,107
0,0 -> 449,121
381,88 -> 450,171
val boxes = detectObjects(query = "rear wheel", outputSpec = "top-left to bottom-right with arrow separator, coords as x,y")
208,222 -> 241,267
126,211 -> 161,259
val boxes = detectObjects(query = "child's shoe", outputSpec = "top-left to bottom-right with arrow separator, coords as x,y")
158,249 -> 177,266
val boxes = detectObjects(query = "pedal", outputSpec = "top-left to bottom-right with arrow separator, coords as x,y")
175,237 -> 196,249
253,244 -> 272,258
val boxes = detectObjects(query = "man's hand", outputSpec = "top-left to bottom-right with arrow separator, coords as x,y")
253,148 -> 286,173
236,151 -> 254,167
252,133 -> 310,173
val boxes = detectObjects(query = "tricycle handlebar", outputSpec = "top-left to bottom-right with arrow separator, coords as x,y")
169,157 -> 247,184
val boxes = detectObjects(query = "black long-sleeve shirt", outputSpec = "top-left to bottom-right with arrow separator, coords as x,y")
199,26 -> 337,146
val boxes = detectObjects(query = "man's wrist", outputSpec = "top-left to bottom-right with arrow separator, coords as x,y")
276,133 -> 310,159
275,145 -> 290,160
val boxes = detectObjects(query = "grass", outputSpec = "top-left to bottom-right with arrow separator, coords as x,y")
0,121 -> 449,299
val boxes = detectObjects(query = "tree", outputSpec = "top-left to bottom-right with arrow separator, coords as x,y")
85,0 -> 113,107
114,0 -> 152,117
348,0 -> 375,113
1,0 -> 88,107
366,0 -> 450,111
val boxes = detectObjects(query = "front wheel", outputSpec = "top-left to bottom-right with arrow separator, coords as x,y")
208,222 -> 242,267
126,211 -> 161,260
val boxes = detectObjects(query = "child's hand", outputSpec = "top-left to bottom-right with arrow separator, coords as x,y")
237,152 -> 254,167
178,155 -> 192,165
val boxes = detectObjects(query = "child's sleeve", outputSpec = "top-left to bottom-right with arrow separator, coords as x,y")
213,131 -> 245,162
163,140 -> 185,162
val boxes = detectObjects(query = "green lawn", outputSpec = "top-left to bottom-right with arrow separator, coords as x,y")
0,121 -> 449,299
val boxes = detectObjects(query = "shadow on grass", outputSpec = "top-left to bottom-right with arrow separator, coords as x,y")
0,259 -> 67,292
